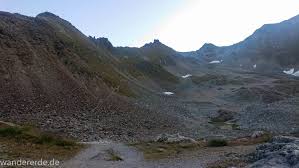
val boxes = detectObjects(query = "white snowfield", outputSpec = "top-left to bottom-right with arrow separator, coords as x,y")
163,92 -> 174,95
283,68 -> 295,75
292,71 -> 299,77
209,60 -> 222,64
182,74 -> 192,78
282,68 -> 299,77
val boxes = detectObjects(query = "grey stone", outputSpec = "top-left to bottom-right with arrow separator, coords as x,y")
155,133 -> 197,143
251,131 -> 266,138
247,136 -> 299,168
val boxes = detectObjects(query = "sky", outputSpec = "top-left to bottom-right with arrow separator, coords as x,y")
1,0 -> 299,51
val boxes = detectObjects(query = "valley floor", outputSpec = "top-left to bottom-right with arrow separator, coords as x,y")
1,65 -> 299,168
62,66 -> 299,167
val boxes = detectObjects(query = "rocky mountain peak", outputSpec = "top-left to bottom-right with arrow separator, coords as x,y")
89,36 -> 114,51
142,39 -> 167,49
36,12 -> 60,19
153,39 -> 161,44
199,43 -> 218,51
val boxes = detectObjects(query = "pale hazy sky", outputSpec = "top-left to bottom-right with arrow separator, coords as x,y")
1,0 -> 299,51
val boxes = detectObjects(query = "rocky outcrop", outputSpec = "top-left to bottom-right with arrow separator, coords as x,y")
89,36 -> 114,51
251,131 -> 266,139
155,133 -> 197,143
248,136 -> 299,168
211,109 -> 235,122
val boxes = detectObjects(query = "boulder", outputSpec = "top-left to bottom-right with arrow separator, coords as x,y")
251,131 -> 266,138
211,109 -> 235,122
155,133 -> 197,143
247,136 -> 299,168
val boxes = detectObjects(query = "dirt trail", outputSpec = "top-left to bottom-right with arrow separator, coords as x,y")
63,140 -> 256,168
63,140 -> 204,168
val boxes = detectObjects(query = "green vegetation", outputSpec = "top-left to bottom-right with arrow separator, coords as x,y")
120,56 -> 179,88
45,18 -> 136,97
0,127 -> 23,137
35,134 -> 76,147
0,124 -> 82,160
207,139 -> 228,147
0,126 -> 76,148
132,141 -> 201,159
209,120 -> 240,131
132,134 -> 272,160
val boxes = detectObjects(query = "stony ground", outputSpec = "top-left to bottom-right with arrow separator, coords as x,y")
247,136 -> 299,168
134,66 -> 299,141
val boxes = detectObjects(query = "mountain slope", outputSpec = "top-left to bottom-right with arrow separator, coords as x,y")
187,14 -> 299,71
90,38 -> 185,90
0,11 -> 181,141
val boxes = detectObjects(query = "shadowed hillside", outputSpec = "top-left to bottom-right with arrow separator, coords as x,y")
0,11 -> 183,141
184,15 -> 299,72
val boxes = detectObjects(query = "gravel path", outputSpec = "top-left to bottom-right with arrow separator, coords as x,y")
63,140 -> 256,168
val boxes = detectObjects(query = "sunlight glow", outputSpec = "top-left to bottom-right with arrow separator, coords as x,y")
134,0 -> 299,51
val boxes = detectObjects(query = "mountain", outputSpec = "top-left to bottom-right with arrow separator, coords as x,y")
181,43 -> 222,62
2,10 -> 299,142
0,11 -> 181,141
186,14 -> 299,71
89,38 -> 196,90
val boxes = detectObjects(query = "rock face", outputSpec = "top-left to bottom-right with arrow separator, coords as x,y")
248,136 -> 299,168
155,133 -> 197,143
251,131 -> 266,139
89,37 -> 114,51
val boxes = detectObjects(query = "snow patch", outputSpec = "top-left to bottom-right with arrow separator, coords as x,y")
253,64 -> 257,69
182,74 -> 192,78
292,71 -> 299,77
163,92 -> 174,95
209,60 -> 222,64
283,68 -> 295,75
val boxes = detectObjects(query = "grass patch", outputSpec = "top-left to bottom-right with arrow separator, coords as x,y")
209,121 -> 240,130
119,57 -> 179,89
132,141 -> 202,159
35,134 -> 76,147
0,127 -> 23,137
208,139 -> 228,147
53,29 -> 136,97
0,124 -> 83,160
105,148 -> 123,161
0,126 -> 76,147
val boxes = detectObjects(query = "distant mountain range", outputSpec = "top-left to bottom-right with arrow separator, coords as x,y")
92,13 -> 299,72
183,14 -> 299,71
